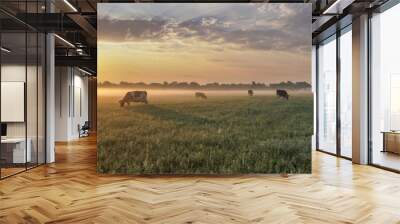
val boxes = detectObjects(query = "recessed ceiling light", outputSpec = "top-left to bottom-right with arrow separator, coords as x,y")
63,0 -> 78,12
54,34 -> 75,48
1,47 -> 11,53
323,0 -> 354,15
78,67 -> 93,76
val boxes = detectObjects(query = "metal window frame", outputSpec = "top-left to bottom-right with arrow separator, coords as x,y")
0,0 -> 47,180
315,0 -> 400,172
367,0 -> 400,173
315,22 -> 353,161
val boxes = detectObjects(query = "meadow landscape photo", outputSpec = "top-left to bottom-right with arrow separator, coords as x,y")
97,3 -> 312,174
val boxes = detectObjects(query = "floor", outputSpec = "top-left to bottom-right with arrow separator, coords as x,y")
0,167 -> 25,178
372,150 -> 400,171
0,136 -> 400,223
1,163 -> 43,179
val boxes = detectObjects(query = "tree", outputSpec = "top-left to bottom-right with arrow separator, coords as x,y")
189,82 -> 200,88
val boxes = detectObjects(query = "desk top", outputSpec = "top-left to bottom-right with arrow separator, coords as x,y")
1,138 -> 29,143
381,131 -> 400,134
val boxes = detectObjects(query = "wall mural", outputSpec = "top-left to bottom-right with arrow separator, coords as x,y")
97,3 -> 313,174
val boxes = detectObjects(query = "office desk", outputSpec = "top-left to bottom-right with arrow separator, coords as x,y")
1,138 -> 31,163
382,131 -> 400,154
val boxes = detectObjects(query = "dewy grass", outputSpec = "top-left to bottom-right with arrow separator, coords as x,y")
97,92 -> 313,174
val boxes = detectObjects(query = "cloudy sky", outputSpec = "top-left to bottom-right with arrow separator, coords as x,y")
98,3 -> 311,84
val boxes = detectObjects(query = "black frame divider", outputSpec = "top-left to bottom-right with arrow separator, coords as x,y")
25,1 -> 28,171
0,27 -> 2,179
36,0 -> 39,168
367,11 -> 373,166
336,27 -> 341,157
315,44 -> 319,151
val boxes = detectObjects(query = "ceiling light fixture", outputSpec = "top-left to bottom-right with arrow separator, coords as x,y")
76,48 -> 85,55
78,67 -> 93,76
54,34 -> 75,48
1,47 -> 11,53
63,0 -> 78,12
323,0 -> 354,15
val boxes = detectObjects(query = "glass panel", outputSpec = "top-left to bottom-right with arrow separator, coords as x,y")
371,4 -> 400,171
317,36 -> 337,154
0,1 -> 46,179
1,31 -> 27,177
26,0 -> 38,169
340,27 -> 352,158
27,31 -> 38,169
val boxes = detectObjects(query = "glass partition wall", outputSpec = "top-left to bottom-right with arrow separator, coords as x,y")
0,5 -> 46,179
370,3 -> 400,171
317,35 -> 337,154
316,25 -> 352,159
339,26 -> 352,159
0,31 -> 27,177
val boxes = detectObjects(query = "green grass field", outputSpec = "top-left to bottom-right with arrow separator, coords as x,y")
97,90 -> 313,174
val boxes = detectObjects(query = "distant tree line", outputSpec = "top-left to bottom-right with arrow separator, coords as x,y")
98,80 -> 311,90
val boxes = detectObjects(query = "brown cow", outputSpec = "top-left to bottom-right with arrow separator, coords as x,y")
276,89 -> 289,100
195,92 -> 207,99
119,91 -> 148,107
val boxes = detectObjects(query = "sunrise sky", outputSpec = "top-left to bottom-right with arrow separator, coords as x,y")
98,3 -> 311,84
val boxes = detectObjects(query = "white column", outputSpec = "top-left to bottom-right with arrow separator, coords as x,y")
352,14 -> 369,164
46,33 -> 55,163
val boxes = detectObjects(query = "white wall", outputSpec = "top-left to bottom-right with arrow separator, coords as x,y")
55,67 -> 89,141
1,65 -> 26,139
1,65 -> 39,138
72,73 -> 89,138
1,63 -> 46,164
55,67 -> 70,141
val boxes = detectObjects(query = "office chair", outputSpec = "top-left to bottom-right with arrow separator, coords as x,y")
79,121 -> 90,138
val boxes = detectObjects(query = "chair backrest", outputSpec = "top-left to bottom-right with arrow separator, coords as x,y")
82,121 -> 90,129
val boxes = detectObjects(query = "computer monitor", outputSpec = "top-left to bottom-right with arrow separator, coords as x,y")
1,123 -> 7,137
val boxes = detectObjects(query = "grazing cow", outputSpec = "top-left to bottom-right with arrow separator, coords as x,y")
276,89 -> 289,100
248,89 -> 254,96
119,91 -> 148,107
195,92 -> 207,99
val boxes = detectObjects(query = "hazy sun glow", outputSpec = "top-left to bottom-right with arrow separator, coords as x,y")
98,3 -> 311,84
